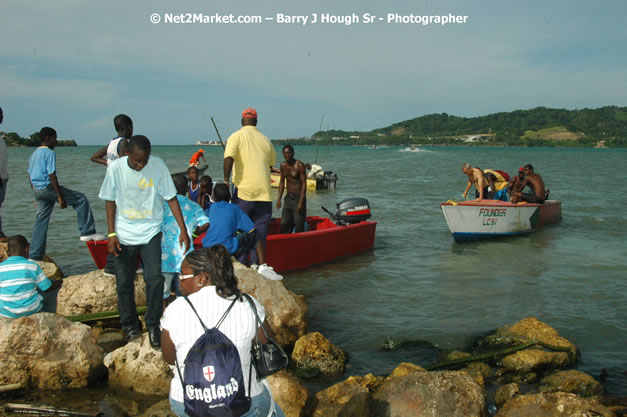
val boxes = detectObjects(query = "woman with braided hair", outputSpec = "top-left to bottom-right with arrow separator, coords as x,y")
160,245 -> 285,417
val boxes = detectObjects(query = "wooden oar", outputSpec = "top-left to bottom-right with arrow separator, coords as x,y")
66,306 -> 146,324
210,117 -> 226,150
3,403 -> 101,416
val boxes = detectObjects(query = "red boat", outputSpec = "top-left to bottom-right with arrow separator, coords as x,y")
86,217 -> 376,273
250,216 -> 376,273
86,198 -> 376,273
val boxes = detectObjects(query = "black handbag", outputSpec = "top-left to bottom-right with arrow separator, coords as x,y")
242,293 -> 289,380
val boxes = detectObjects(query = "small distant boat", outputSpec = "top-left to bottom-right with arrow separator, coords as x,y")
195,140 -> 222,146
172,164 -> 208,177
270,172 -> 338,191
271,173 -> 317,192
440,200 -> 561,242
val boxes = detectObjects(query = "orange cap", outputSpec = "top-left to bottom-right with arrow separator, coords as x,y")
242,107 -> 257,119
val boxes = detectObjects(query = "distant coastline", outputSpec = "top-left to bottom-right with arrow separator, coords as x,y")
295,106 -> 627,148
1,131 -> 77,147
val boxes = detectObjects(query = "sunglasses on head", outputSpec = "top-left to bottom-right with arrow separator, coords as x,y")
178,273 -> 195,280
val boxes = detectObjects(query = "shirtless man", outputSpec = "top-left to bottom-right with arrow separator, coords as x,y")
512,164 -> 546,204
507,167 -> 525,200
277,145 -> 307,233
461,163 -> 489,201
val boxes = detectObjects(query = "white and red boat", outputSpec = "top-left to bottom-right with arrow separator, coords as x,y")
440,200 -> 561,243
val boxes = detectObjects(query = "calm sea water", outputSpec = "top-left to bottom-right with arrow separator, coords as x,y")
3,144 -> 626,399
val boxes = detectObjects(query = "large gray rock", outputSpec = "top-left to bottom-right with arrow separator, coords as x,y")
139,399 -> 177,417
0,313 -> 104,389
371,370 -> 487,417
103,333 -> 171,396
0,243 -> 63,279
267,370 -> 309,417
495,392 -> 616,417
291,332 -> 347,376
233,261 -> 307,346
483,317 -> 577,373
539,369 -> 603,397
31,258 -> 64,280
56,269 -> 146,316
494,383 -> 520,406
314,374 -> 384,417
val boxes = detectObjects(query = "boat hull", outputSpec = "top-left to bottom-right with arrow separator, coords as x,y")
440,200 -> 561,243
264,216 -> 376,272
172,164 -> 208,177
87,216 -> 376,273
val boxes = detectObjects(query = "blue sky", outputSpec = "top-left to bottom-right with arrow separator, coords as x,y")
1,0 -> 626,145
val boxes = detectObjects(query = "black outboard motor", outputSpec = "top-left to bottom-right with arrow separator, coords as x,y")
322,197 -> 371,225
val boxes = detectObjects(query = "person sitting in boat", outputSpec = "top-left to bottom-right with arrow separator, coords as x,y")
507,167 -> 526,200
277,145 -> 307,233
188,149 -> 206,167
483,169 -> 510,201
186,166 -> 200,204
511,164 -> 547,204
305,163 -> 324,179
461,163 -> 491,201
202,183 -> 283,281
0,235 -> 62,318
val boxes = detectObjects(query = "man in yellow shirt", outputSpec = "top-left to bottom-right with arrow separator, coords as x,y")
223,108 -> 277,269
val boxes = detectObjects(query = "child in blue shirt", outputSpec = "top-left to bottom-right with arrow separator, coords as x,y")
28,127 -> 103,260
0,235 -> 61,318
186,166 -> 201,204
161,174 -> 209,299
202,184 -> 282,281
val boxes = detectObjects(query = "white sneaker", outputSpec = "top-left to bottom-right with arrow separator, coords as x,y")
80,233 -> 106,242
257,264 -> 283,281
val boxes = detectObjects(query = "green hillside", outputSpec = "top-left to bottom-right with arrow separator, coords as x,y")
312,106 -> 627,147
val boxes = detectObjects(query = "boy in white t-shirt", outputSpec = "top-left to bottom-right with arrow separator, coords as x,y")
99,135 -> 190,348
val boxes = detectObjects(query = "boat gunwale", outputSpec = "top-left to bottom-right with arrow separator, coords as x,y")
267,216 -> 377,241
440,199 -> 560,209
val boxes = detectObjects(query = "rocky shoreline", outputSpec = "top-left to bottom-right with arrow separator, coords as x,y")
0,247 -> 624,416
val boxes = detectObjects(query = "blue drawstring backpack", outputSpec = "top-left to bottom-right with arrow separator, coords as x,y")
176,296 -> 251,417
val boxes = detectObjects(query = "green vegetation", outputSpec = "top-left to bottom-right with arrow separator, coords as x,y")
299,106 -> 627,148
0,131 -> 77,147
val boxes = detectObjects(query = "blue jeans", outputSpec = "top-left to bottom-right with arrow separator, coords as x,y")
169,384 -> 285,417
114,232 -> 163,330
31,185 -> 96,260
0,178 -> 8,235
232,189 -> 272,265
38,286 -> 60,313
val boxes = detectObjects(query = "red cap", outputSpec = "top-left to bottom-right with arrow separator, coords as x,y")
242,108 -> 257,119
518,167 -> 524,172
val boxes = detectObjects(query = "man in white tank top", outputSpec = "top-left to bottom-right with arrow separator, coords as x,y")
90,114 -> 133,166
90,114 -> 134,276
